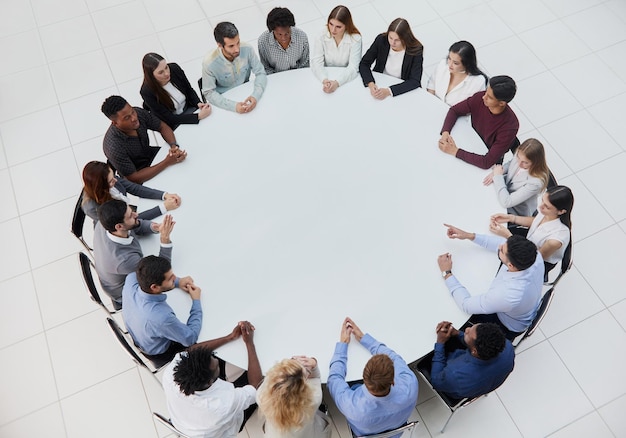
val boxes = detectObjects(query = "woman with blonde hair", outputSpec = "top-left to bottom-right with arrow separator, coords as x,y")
311,5 -> 362,93
256,356 -> 331,437
483,138 -> 550,217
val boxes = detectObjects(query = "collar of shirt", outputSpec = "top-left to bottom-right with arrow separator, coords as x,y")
136,286 -> 167,302
106,231 -> 134,245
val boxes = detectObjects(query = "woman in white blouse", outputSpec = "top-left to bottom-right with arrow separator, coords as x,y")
427,41 -> 487,106
490,185 -> 574,276
311,5 -> 362,93
483,138 -> 551,217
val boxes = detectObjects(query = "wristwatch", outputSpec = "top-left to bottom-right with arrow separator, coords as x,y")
441,270 -> 452,278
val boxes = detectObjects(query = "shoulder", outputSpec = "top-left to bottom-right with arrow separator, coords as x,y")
203,49 -> 221,68
292,27 -> 308,38
349,33 -> 362,43
258,30 -> 271,44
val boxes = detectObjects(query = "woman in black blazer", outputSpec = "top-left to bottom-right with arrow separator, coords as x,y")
359,18 -> 423,99
140,52 -> 212,129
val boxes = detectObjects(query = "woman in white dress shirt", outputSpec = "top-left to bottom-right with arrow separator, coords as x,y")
427,41 -> 487,106
257,356 -> 331,438
490,185 -> 574,276
483,138 -> 550,217
311,5 -> 362,93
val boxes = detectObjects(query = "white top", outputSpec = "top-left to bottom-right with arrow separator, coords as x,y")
383,48 -> 404,79
426,58 -> 487,106
163,353 -> 257,438
526,212 -> 570,265
163,81 -> 187,115
311,30 -> 362,86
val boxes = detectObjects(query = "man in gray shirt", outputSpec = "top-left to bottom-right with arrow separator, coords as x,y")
93,199 -> 174,309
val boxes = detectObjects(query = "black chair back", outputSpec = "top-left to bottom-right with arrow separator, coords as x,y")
71,192 -> 92,252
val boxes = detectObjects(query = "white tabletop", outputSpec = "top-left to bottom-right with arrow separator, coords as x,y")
139,68 -> 502,381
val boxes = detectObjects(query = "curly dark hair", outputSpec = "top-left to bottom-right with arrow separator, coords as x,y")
101,95 -> 128,119
474,323 -> 506,360
173,348 -> 215,396
266,7 -> 295,31
506,235 -> 537,271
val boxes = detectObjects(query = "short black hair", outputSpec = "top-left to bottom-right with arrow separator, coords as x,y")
266,7 -> 295,31
489,75 -> 516,103
173,348 -> 215,396
136,255 -> 171,293
214,22 -> 238,46
474,323 -> 506,360
506,235 -> 537,271
98,199 -> 128,233
101,95 -> 128,119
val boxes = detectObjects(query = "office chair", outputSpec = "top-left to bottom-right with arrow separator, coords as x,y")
152,412 -> 191,438
349,420 -> 419,438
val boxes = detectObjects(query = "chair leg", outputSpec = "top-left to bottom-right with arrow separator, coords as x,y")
441,411 -> 455,434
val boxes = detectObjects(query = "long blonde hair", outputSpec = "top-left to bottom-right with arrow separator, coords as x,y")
517,138 -> 550,189
257,359 -> 315,431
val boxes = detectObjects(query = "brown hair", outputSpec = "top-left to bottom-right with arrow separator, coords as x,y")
328,5 -> 360,35
141,52 -> 174,111
386,18 -> 422,56
82,161 -> 113,205
363,354 -> 394,396
517,138 -> 550,189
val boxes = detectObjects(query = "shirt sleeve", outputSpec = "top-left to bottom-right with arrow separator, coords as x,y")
431,333 -> 466,394
492,174 -> 543,209
258,34 -> 275,75
389,51 -> 423,97
249,50 -> 267,102
159,299 -> 202,347
441,97 -> 471,133
445,271 -> 515,315
297,32 -> 310,68
359,36 -> 379,86
310,34 -> 327,82
202,60 -> 237,112
336,34 -> 362,86
327,342 -> 353,415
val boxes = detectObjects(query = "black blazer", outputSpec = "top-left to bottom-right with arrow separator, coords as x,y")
359,34 -> 423,97
140,63 -> 202,129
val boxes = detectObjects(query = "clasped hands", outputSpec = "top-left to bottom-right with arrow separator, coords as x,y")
435,321 -> 459,344
438,131 -> 459,156
236,96 -> 257,114
367,82 -> 391,100
340,316 -> 364,343
168,144 -> 187,165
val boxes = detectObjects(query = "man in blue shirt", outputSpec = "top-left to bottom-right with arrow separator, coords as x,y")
123,255 -> 202,357
328,317 -> 418,437
426,321 -> 514,400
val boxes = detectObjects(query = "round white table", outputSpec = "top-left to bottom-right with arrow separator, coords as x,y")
139,68 -> 502,381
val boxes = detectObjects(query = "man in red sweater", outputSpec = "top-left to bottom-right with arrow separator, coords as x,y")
438,75 -> 518,169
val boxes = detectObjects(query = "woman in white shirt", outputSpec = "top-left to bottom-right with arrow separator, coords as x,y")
483,138 -> 551,217
490,185 -> 574,276
257,356 -> 331,438
311,5 -> 362,93
427,41 -> 487,106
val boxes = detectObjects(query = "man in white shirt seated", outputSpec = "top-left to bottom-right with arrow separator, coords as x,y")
162,321 -> 262,438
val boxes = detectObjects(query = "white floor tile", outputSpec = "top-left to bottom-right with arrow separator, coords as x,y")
209,6 -> 269,44
46,310 -> 134,398
597,41 -> 626,86
606,0 -> 626,23
551,310 -> 626,407
0,403 -> 66,438
143,0 -> 205,32
0,169 -> 18,222
489,0 -> 557,33
61,369 -> 157,438
30,0 -> 88,26
547,411 -> 613,438
0,272 -> 43,349
91,1 -> 155,47
0,0 -> 36,38
412,20 -> 459,71
0,334 -> 58,425
479,36 -> 545,81
442,4 -> 513,49
497,341 -> 593,437
156,20 -> 213,65
518,130 -> 573,181
83,0 -> 127,12
542,0 -> 605,17
538,267 -> 605,338
0,106 -> 71,166
518,20 -> 590,69
262,0 -> 325,25
598,394 -> 626,437
49,50 -> 116,102
20,198 -> 82,269
577,153 -> 626,222
587,93 -> 626,151
0,137 -> 6,170
0,66 -> 58,122
198,0 -> 256,19
32,254 -> 96,329
539,111 -> 621,172
104,35 -> 165,84
0,218 -> 30,283
370,0 -> 438,28
0,30 -> 46,76
347,4 -> 389,51
573,225 -> 626,307
563,4 -> 626,52
60,87 -> 118,145
40,15 -> 101,62
117,77 -> 146,108
10,148 -> 80,214
610,299 -> 626,331
427,0 -> 484,17
73,137 -> 108,173
552,54 -> 626,108
515,72 -> 582,128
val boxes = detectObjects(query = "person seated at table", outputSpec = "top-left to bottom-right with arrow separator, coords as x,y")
258,7 -> 309,75
358,18 -> 423,100
81,160 -> 181,225
426,40 -> 487,106
202,22 -> 267,114
93,200 -> 174,309
140,52 -> 212,130
328,317 -> 418,437
310,5 -> 362,94
438,75 -> 519,169
482,138 -> 550,217
102,95 -> 187,184
163,321 -> 262,438
490,185 -> 574,278
437,226 -> 543,340
123,254 -> 202,358
257,356 -> 331,438
421,321 -> 514,400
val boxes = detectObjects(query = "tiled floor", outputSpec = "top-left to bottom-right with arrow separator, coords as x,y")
0,0 -> 625,437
